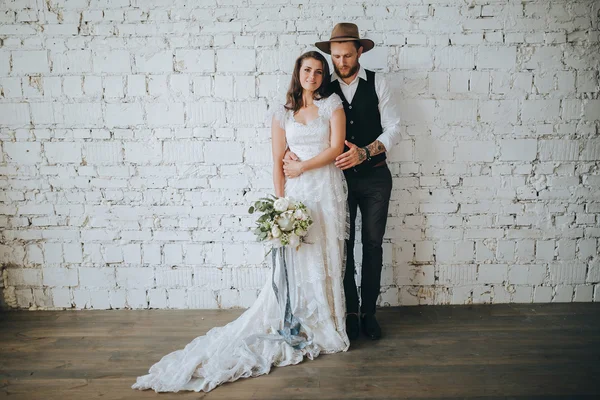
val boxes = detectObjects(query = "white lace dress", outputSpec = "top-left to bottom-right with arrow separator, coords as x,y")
132,93 -> 349,393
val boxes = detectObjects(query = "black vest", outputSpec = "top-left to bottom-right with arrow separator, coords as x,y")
331,69 -> 386,174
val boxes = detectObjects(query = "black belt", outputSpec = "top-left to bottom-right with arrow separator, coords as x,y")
347,160 -> 387,174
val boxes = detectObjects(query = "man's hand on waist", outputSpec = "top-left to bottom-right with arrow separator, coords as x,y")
335,140 -> 367,170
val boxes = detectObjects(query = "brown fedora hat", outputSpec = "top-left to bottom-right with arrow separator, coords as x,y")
315,22 -> 375,54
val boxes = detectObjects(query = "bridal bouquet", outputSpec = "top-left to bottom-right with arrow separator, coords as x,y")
248,195 -> 313,249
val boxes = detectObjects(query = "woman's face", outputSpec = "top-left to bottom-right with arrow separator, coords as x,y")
299,57 -> 324,93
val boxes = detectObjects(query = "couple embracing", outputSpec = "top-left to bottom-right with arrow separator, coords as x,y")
133,22 -> 400,393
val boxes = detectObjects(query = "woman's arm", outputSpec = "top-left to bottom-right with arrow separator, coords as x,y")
271,115 -> 287,197
283,108 -> 346,177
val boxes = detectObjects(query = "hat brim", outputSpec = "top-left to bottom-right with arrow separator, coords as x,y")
315,38 -> 375,54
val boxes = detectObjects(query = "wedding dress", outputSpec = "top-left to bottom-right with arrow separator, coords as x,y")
132,93 -> 349,393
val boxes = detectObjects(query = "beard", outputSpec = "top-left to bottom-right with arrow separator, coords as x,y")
334,63 -> 359,79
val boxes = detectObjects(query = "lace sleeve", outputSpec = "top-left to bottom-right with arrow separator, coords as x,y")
266,104 -> 288,130
318,93 -> 344,120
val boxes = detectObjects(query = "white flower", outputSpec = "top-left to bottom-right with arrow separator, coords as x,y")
288,234 -> 300,248
273,198 -> 290,212
271,225 -> 282,238
277,215 -> 294,232
295,228 -> 306,237
287,199 -> 296,210
294,209 -> 306,220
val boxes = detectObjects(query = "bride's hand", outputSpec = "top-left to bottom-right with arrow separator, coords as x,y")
282,159 -> 304,178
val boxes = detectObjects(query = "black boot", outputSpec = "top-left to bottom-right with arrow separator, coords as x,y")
361,313 -> 382,340
346,313 -> 360,341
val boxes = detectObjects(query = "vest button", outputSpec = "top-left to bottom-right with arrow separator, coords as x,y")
351,136 -> 355,139
350,120 -> 354,124
349,106 -> 352,109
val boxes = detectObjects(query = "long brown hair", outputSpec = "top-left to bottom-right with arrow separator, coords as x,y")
285,51 -> 331,113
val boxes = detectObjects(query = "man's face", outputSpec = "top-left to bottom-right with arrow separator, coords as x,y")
330,41 -> 362,79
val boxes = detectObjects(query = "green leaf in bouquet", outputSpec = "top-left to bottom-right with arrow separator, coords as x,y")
257,202 -> 273,212
248,206 -> 255,214
257,214 -> 270,223
260,221 -> 271,230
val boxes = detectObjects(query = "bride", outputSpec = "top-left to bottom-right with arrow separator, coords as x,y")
132,51 -> 349,393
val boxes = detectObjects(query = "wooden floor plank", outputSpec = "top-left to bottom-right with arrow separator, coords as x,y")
1,303 -> 599,399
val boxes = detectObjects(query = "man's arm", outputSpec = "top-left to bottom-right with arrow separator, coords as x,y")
369,73 -> 400,155
365,140 -> 387,157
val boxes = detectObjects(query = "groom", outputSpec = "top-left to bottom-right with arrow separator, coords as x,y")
284,23 -> 399,341
316,23 -> 401,341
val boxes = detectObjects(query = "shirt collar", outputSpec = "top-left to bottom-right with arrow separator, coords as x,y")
331,65 -> 367,86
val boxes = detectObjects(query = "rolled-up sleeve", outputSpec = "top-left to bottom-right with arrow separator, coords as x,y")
375,74 -> 401,152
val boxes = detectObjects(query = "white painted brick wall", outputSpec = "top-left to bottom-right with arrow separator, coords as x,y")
0,0 -> 599,310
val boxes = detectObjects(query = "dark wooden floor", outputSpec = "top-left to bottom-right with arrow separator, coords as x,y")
1,303 -> 599,399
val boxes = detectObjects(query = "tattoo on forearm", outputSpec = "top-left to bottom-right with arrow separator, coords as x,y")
357,148 -> 366,163
367,140 -> 386,157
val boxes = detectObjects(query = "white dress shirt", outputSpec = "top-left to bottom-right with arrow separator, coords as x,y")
331,65 -> 401,152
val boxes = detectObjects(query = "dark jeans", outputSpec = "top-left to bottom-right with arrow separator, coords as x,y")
344,165 -> 392,315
